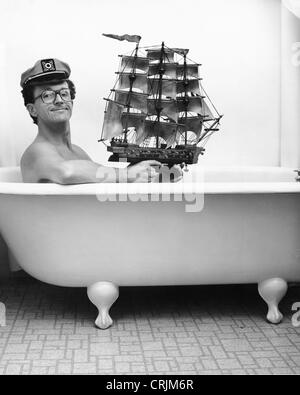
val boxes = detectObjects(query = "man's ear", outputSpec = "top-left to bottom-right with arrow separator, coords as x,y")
26,103 -> 37,117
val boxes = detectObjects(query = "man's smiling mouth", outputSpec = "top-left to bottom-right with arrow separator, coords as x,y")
51,107 -> 69,112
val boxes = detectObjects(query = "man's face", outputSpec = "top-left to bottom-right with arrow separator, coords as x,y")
28,81 -> 73,125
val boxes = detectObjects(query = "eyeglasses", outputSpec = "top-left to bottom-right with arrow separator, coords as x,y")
34,88 -> 72,104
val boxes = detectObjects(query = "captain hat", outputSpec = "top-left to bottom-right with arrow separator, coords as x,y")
20,58 -> 71,88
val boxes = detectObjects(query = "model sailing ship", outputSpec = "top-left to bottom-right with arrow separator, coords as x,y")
99,33 -> 223,167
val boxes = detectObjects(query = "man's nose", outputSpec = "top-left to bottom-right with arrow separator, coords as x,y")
54,92 -> 64,104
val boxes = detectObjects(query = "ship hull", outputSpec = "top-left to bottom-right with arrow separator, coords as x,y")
107,143 -> 205,166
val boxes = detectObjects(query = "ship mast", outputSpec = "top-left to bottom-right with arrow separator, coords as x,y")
183,53 -> 188,146
156,41 -> 165,148
123,43 -> 140,143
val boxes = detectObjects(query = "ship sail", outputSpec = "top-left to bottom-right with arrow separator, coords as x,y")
147,99 -> 178,122
201,101 -> 215,120
137,120 -> 182,147
171,48 -> 189,56
117,72 -> 148,93
146,48 -> 175,63
179,116 -> 203,139
148,78 -> 177,99
121,113 -> 146,142
120,56 -> 149,73
102,100 -> 126,140
148,63 -> 177,79
177,64 -> 200,79
176,96 -> 214,119
114,89 -> 148,113
176,79 -> 201,95
177,96 -> 202,114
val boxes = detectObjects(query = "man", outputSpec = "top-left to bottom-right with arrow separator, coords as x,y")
20,58 -> 182,184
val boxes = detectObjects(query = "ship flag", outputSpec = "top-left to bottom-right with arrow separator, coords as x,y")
102,33 -> 141,43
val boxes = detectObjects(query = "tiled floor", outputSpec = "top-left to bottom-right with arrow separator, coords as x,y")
0,274 -> 300,375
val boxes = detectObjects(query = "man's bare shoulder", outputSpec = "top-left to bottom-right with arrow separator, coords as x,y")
21,141 -> 59,166
21,141 -> 65,183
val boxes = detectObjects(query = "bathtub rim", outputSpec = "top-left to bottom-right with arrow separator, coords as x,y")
0,165 -> 300,195
1,181 -> 300,196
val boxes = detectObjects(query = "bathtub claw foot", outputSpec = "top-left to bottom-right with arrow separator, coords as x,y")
258,278 -> 288,324
87,282 -> 119,329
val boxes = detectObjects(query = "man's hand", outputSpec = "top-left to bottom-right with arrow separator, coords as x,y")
126,161 -> 183,183
127,160 -> 162,183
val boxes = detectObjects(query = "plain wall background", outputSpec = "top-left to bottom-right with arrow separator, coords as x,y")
281,1 -> 300,167
0,0 -> 281,166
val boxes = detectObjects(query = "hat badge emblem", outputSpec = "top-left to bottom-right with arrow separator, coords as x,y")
41,59 -> 56,73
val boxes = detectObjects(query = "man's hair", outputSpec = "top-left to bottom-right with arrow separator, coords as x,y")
21,79 -> 76,125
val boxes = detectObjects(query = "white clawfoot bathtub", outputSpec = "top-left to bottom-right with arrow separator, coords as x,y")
0,166 -> 300,329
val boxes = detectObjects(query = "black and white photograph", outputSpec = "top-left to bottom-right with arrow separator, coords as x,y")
0,0 -> 300,378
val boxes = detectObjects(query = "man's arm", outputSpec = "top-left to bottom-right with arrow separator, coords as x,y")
21,143 -> 162,184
